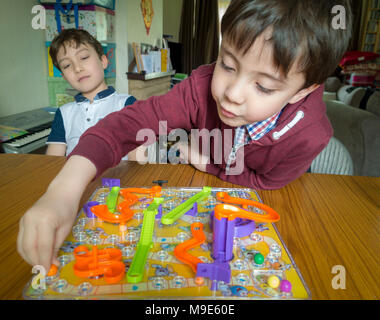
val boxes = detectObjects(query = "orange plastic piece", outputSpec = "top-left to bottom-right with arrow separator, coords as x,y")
194,276 -> 205,286
91,192 -> 139,224
73,245 -> 125,284
173,222 -> 206,273
214,203 -> 280,223
47,264 -> 58,277
120,186 -> 161,197
216,191 -> 263,209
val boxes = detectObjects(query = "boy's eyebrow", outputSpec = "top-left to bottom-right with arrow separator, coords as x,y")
220,45 -> 286,84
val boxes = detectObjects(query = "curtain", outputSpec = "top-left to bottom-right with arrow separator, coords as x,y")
179,0 -> 195,75
180,0 -> 220,75
357,0 -> 371,51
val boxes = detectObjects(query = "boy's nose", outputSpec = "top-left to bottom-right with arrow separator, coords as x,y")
224,80 -> 245,105
73,61 -> 84,73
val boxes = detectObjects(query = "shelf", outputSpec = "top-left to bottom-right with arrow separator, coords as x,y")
126,70 -> 176,81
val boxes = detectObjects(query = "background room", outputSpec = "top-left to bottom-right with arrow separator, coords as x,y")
0,0 -> 379,177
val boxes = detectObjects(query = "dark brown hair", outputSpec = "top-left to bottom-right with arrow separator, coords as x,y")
49,29 -> 104,71
221,0 -> 353,88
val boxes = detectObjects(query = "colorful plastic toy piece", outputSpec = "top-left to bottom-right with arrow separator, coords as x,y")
127,197 -> 164,283
212,203 -> 279,261
209,211 -> 255,238
216,192 -> 258,237
280,279 -> 292,293
254,253 -> 265,265
91,192 -> 139,224
173,222 -> 206,273
152,180 -> 168,187
267,275 -> 281,289
102,178 -> 120,188
216,192 -> 280,222
161,186 -> 211,225
47,264 -> 58,277
214,203 -> 280,223
119,186 -> 162,198
106,186 -> 120,213
83,201 -> 99,218
196,202 -> 280,289
73,245 -> 125,284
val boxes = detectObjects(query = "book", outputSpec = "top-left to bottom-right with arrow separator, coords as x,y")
132,42 -> 144,73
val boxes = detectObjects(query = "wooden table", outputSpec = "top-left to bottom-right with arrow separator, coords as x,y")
0,154 -> 379,300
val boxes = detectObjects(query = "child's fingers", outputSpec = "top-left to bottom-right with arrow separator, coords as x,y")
17,218 -> 27,264
21,217 -> 39,267
38,222 -> 56,272
52,227 -> 71,267
177,142 -> 190,162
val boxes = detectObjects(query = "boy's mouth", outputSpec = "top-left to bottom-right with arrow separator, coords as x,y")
78,75 -> 90,82
220,106 -> 237,119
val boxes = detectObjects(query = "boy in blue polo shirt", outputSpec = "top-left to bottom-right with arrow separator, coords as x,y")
46,29 -> 139,158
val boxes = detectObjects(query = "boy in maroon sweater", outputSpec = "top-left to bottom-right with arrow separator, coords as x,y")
18,0 -> 352,270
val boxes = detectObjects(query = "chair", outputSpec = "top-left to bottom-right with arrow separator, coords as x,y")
311,137 -> 354,175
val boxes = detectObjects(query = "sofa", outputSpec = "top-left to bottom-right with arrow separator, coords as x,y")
323,78 -> 380,177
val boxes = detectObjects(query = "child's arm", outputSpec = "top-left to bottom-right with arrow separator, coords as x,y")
46,143 -> 67,156
17,155 -> 96,271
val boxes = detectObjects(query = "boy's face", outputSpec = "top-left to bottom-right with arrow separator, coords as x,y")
211,32 -> 319,127
56,41 -> 108,101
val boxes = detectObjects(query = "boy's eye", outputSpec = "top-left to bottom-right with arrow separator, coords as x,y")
81,56 -> 89,60
256,83 -> 275,94
220,59 -> 235,72
62,64 -> 71,70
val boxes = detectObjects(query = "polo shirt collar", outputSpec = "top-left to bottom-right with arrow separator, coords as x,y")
74,86 -> 115,103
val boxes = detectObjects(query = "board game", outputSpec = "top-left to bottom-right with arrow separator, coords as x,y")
23,179 -> 311,300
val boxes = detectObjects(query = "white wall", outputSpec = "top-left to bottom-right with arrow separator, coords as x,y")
0,0 -> 49,117
163,0 -> 183,43
115,0 -> 129,94
126,0 -> 163,64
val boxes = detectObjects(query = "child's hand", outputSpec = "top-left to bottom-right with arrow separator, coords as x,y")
17,190 -> 78,272
17,155 -> 97,272
177,139 -> 209,172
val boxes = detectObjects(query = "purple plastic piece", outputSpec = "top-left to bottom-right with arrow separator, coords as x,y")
212,217 -> 235,262
155,204 -> 163,219
102,178 -> 120,189
234,218 -> 256,237
83,201 -> 99,218
210,213 -> 255,238
185,202 -> 198,217
195,208 -> 256,287
195,262 -> 231,288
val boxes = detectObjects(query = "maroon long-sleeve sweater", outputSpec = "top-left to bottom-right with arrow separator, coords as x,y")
70,64 -> 332,190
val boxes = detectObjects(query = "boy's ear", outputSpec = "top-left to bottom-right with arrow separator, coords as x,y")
288,83 -> 320,104
101,54 -> 108,70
